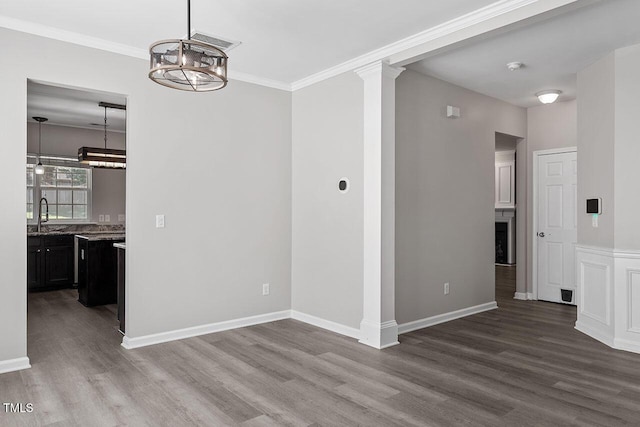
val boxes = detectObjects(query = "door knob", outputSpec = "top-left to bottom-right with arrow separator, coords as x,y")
538,232 -> 545,237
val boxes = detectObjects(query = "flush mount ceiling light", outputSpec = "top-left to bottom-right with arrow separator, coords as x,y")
536,90 -> 562,104
149,0 -> 228,92
33,116 -> 48,175
78,102 -> 126,169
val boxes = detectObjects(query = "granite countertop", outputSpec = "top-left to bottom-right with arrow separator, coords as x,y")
28,230 -> 123,237
27,224 -> 125,237
75,234 -> 125,242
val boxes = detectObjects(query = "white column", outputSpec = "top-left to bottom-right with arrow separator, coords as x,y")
356,61 -> 404,349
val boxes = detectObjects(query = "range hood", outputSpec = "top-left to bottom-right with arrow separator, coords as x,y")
78,102 -> 126,169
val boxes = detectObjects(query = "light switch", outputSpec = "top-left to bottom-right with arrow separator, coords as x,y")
104,214 -> 111,222
156,214 -> 165,228
98,214 -> 105,222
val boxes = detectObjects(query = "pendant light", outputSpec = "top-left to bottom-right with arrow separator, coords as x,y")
33,116 -> 48,175
148,0 -> 228,92
78,102 -> 126,168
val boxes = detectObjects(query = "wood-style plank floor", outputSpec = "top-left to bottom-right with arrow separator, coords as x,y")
2,267 -> 640,426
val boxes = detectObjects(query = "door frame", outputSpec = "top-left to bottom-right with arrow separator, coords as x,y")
532,146 -> 577,301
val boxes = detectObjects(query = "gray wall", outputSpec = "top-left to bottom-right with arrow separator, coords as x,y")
291,72 -> 364,329
395,69 -> 526,324
577,54 -> 615,248
613,44 -> 640,251
525,100 -> 577,293
577,45 -> 640,251
0,28 -> 292,363
27,123 -> 126,224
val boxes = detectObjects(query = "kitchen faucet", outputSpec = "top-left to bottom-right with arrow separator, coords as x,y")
37,197 -> 49,233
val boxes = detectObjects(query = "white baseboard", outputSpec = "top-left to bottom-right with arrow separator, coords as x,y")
614,338 -> 640,354
122,310 -> 291,350
575,321 -> 615,348
291,310 -> 361,340
398,301 -> 498,334
0,357 -> 31,375
513,292 -> 535,301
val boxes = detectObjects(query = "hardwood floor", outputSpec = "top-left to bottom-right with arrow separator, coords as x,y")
2,270 -> 640,426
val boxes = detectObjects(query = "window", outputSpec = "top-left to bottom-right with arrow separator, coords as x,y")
28,158 -> 91,222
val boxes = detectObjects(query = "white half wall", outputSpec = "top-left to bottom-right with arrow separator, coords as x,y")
575,44 -> 640,353
576,246 -> 640,354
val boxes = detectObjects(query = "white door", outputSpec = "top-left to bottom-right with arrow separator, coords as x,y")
537,150 -> 577,305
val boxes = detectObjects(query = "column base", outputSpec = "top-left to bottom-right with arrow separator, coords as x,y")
359,319 -> 399,349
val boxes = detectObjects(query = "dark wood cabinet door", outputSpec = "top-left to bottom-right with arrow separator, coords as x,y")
28,235 -> 74,292
44,245 -> 74,286
27,238 -> 43,291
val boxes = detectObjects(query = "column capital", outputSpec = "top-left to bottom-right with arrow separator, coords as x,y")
355,60 -> 405,81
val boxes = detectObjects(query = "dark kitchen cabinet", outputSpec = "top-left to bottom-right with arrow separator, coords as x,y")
27,235 -> 74,292
77,237 -> 121,307
27,238 -> 42,289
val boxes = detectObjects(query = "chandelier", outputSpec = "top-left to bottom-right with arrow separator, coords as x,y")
148,0 -> 228,92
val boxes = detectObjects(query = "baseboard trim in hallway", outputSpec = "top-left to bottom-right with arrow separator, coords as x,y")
123,302 -> 502,350
514,292 -> 535,300
0,357 -> 31,374
398,301 -> 498,334
291,310 -> 361,339
122,310 -> 291,349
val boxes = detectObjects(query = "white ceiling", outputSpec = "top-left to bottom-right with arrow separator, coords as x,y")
0,0 -> 496,85
28,82 -> 126,132
12,1 -> 640,123
409,0 -> 640,108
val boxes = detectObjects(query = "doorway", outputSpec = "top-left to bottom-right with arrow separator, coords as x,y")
533,148 -> 577,305
495,133 -> 519,303
26,81 -> 128,363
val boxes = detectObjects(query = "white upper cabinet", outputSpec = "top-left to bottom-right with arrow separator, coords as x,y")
495,152 -> 515,209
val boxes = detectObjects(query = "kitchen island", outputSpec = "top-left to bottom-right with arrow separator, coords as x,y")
114,242 -> 126,334
76,234 -> 125,307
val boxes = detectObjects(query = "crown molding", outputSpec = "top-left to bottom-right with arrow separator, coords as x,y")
290,0 -> 570,91
1,0 -> 577,93
355,61 -> 405,80
227,71 -> 292,92
28,120 -> 127,134
0,15 -> 292,92
0,15 -> 148,59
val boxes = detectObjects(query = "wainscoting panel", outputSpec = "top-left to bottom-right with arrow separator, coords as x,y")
628,269 -> 640,333
576,246 -> 640,354
575,246 -> 615,348
580,260 -> 610,325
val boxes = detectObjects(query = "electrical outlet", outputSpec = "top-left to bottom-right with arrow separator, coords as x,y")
262,283 -> 270,296
156,214 -> 165,228
98,214 -> 105,222
444,282 -> 450,295
104,214 -> 111,222
118,214 -> 125,222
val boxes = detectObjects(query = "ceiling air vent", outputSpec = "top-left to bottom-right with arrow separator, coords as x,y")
190,30 -> 241,52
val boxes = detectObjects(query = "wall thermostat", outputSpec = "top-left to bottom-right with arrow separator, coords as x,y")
586,198 -> 602,215
338,178 -> 350,193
